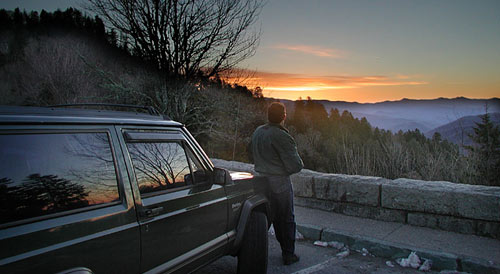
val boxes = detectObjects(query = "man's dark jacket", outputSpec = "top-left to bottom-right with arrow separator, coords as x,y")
249,123 -> 304,176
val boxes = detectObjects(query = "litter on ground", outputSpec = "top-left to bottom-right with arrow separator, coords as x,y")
313,240 -> 329,247
295,230 -> 304,240
336,248 -> 350,258
327,241 -> 345,249
419,259 -> 432,271
360,248 -> 370,256
269,225 -> 275,236
397,251 -> 421,269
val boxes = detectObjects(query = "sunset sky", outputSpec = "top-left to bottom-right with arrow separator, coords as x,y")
2,0 -> 500,103
241,0 -> 500,102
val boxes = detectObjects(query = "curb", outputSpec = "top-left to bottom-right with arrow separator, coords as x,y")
297,223 -> 500,273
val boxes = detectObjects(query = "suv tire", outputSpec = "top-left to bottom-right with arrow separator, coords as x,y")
237,211 -> 268,274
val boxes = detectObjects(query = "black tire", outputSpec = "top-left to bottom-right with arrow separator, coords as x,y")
237,211 -> 268,274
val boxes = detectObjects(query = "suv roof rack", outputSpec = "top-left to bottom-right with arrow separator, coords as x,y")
49,103 -> 163,116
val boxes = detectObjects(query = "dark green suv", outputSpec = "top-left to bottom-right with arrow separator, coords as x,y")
0,105 -> 270,274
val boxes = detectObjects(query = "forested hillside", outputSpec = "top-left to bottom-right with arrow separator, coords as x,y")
1,8 -> 499,186
280,97 -> 500,133
0,8 -> 266,137
286,98 -> 500,185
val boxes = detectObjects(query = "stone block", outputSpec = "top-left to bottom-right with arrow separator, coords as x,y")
407,212 -> 475,235
291,173 -> 314,198
408,213 -> 438,228
381,178 -> 500,222
294,197 -> 338,212
313,174 -> 384,206
296,224 -> 322,240
477,221 -> 500,240
382,179 -> 456,214
453,184 -> 500,222
313,175 -> 336,200
437,215 -> 475,235
339,203 -> 406,223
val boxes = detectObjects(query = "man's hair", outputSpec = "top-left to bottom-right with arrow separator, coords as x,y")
268,102 -> 286,123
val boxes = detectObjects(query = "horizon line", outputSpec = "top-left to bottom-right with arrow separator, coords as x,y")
263,96 -> 500,104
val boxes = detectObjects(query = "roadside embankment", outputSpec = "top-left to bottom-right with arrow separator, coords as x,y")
212,158 -> 500,273
211,158 -> 500,240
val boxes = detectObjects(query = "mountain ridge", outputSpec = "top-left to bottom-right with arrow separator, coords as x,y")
425,112 -> 500,146
277,96 -> 500,106
278,97 -> 500,133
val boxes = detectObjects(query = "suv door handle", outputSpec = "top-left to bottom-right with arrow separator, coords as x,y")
141,206 -> 164,217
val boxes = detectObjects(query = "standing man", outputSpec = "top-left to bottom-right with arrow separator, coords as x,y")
249,102 -> 304,265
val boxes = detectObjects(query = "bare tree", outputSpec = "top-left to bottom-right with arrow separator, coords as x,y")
85,0 -> 264,79
127,142 -> 191,193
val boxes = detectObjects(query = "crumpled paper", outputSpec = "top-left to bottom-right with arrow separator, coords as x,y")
396,252 -> 421,269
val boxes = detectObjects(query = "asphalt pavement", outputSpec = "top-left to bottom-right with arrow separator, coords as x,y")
196,229 -> 428,274
197,205 -> 500,273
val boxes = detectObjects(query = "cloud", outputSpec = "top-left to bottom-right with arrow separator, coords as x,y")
272,44 -> 345,58
221,70 -> 427,94
244,72 -> 427,92
220,70 -> 429,101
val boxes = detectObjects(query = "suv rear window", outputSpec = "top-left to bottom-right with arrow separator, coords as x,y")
0,132 -> 119,225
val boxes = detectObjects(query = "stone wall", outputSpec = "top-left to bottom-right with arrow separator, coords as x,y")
212,158 -> 500,240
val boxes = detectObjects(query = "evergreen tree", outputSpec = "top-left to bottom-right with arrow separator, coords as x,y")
466,112 -> 500,186
0,9 -> 11,31
290,98 -> 306,133
26,11 -> 39,30
13,8 -> 24,26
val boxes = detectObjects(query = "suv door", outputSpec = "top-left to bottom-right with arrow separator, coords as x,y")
0,126 -> 140,274
118,128 -> 228,273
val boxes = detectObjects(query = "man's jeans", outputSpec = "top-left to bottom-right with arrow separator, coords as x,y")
267,175 -> 296,257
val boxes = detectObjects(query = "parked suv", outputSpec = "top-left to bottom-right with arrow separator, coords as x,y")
0,105 -> 270,274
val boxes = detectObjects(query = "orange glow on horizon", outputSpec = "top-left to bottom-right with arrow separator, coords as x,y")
265,85 -> 355,92
221,69 -> 498,103
356,81 -> 427,86
222,70 -> 432,102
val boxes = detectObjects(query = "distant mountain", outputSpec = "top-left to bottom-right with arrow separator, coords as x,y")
280,97 -> 500,133
425,112 -> 500,146
350,112 -> 432,133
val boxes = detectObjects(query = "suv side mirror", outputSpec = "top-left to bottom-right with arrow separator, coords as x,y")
193,170 -> 208,184
185,170 -> 209,185
213,167 -> 231,185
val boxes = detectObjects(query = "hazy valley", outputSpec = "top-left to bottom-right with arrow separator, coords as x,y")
283,97 -> 500,145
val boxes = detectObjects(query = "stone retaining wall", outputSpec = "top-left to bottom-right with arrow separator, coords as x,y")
212,158 -> 500,240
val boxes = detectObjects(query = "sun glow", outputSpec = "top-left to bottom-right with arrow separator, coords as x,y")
265,85 -> 355,91
224,71 -> 426,87
220,69 -> 435,102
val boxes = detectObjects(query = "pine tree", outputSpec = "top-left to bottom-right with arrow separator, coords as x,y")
466,112 -> 500,186
290,98 -> 306,133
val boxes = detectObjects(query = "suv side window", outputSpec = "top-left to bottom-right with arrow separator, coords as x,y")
127,141 -> 193,195
186,147 -> 209,184
0,132 -> 120,225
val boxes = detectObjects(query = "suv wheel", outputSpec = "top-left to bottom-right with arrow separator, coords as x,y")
237,211 -> 268,274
